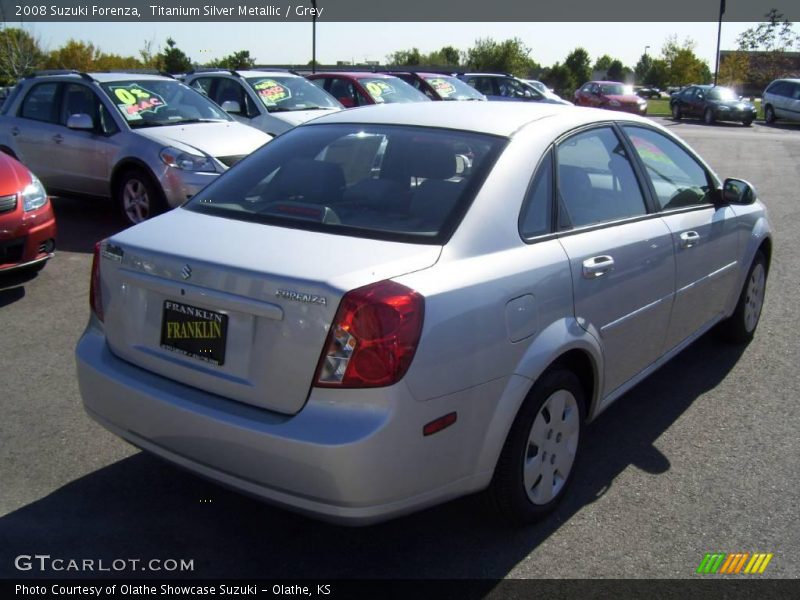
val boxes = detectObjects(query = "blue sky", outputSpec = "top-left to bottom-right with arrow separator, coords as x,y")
27,21 -> 762,69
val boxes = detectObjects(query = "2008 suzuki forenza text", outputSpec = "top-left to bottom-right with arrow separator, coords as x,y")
76,102 -> 772,525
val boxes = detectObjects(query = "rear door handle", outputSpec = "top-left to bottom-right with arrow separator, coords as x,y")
52,134 -> 63,144
582,255 -> 615,278
680,231 -> 700,248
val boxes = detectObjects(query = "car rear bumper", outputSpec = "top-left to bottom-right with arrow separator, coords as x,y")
0,202 -> 56,271
75,322 -> 494,525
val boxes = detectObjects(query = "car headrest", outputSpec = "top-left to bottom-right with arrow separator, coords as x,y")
407,142 -> 456,180
272,158 -> 345,205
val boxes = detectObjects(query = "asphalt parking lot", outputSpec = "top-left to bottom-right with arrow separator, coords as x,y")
0,117 -> 798,580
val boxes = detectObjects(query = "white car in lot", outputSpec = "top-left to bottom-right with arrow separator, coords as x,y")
185,69 -> 342,136
0,71 -> 271,224
762,78 -> 800,124
76,102 -> 771,525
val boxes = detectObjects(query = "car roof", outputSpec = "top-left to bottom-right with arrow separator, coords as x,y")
190,70 -> 301,78
301,100 -> 651,138
460,73 -> 515,78
87,72 -> 174,83
309,72 -> 398,79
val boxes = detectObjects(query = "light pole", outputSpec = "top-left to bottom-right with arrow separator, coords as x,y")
714,0 -> 725,86
644,45 -> 650,57
311,0 -> 317,73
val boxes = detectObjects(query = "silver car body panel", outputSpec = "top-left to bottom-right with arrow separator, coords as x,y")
76,102 -> 772,524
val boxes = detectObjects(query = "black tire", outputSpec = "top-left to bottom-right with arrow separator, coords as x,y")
704,107 -> 715,125
742,118 -> 753,127
716,251 -> 768,344
671,103 -> 681,120
764,105 -> 776,124
115,167 -> 167,226
485,367 -> 585,525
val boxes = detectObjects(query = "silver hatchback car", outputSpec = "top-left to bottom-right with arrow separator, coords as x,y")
76,102 -> 772,525
0,71 -> 271,224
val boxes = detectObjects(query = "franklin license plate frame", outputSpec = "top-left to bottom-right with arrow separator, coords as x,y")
160,300 -> 228,366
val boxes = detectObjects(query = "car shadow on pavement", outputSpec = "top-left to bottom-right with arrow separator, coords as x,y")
51,196 -> 129,254
0,334 -> 746,580
0,268 -> 34,307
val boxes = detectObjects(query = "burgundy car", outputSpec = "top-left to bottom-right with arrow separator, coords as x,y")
383,72 -> 486,101
574,81 -> 648,115
306,72 -> 430,107
0,152 -> 56,273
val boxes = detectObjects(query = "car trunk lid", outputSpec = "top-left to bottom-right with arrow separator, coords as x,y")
99,208 -> 441,414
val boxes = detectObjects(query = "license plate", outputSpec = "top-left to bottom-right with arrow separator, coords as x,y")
160,300 -> 228,366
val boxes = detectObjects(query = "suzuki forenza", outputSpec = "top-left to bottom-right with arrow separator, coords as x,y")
76,102 -> 771,525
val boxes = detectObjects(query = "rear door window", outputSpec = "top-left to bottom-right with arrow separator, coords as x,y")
556,127 -> 647,228
20,82 -> 60,123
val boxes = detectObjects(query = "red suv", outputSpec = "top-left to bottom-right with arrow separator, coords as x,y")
0,152 -> 56,273
306,72 -> 430,107
574,81 -> 648,115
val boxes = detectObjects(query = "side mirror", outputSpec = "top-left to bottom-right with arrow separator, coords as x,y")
66,113 -> 94,130
220,100 -> 242,114
338,96 -> 355,108
722,178 -> 756,205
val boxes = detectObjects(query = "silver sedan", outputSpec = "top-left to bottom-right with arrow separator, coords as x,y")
76,102 -> 772,525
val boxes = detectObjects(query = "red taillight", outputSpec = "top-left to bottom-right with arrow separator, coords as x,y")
315,280 -> 424,388
89,241 -> 104,322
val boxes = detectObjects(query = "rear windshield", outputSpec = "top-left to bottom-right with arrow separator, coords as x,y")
186,123 -> 506,244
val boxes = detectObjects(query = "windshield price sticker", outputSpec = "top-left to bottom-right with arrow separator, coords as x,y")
365,81 -> 395,99
111,85 -> 166,120
253,79 -> 291,105
427,78 -> 457,97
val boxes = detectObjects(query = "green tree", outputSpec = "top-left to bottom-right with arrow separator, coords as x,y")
737,9 -> 800,89
645,59 -> 669,89
433,46 -> 461,66
606,59 -> 629,82
661,36 -> 710,86
634,53 -> 653,84
564,48 -> 592,85
45,39 -> 100,71
718,51 -> 751,89
159,37 -> 192,73
0,27 -> 44,84
541,62 -> 577,99
593,54 -> 613,73
465,37 -> 538,77
386,47 -> 422,66
208,50 -> 256,70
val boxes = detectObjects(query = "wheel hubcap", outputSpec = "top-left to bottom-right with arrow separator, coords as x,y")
123,178 -> 150,224
524,389 -> 580,505
744,263 -> 765,333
